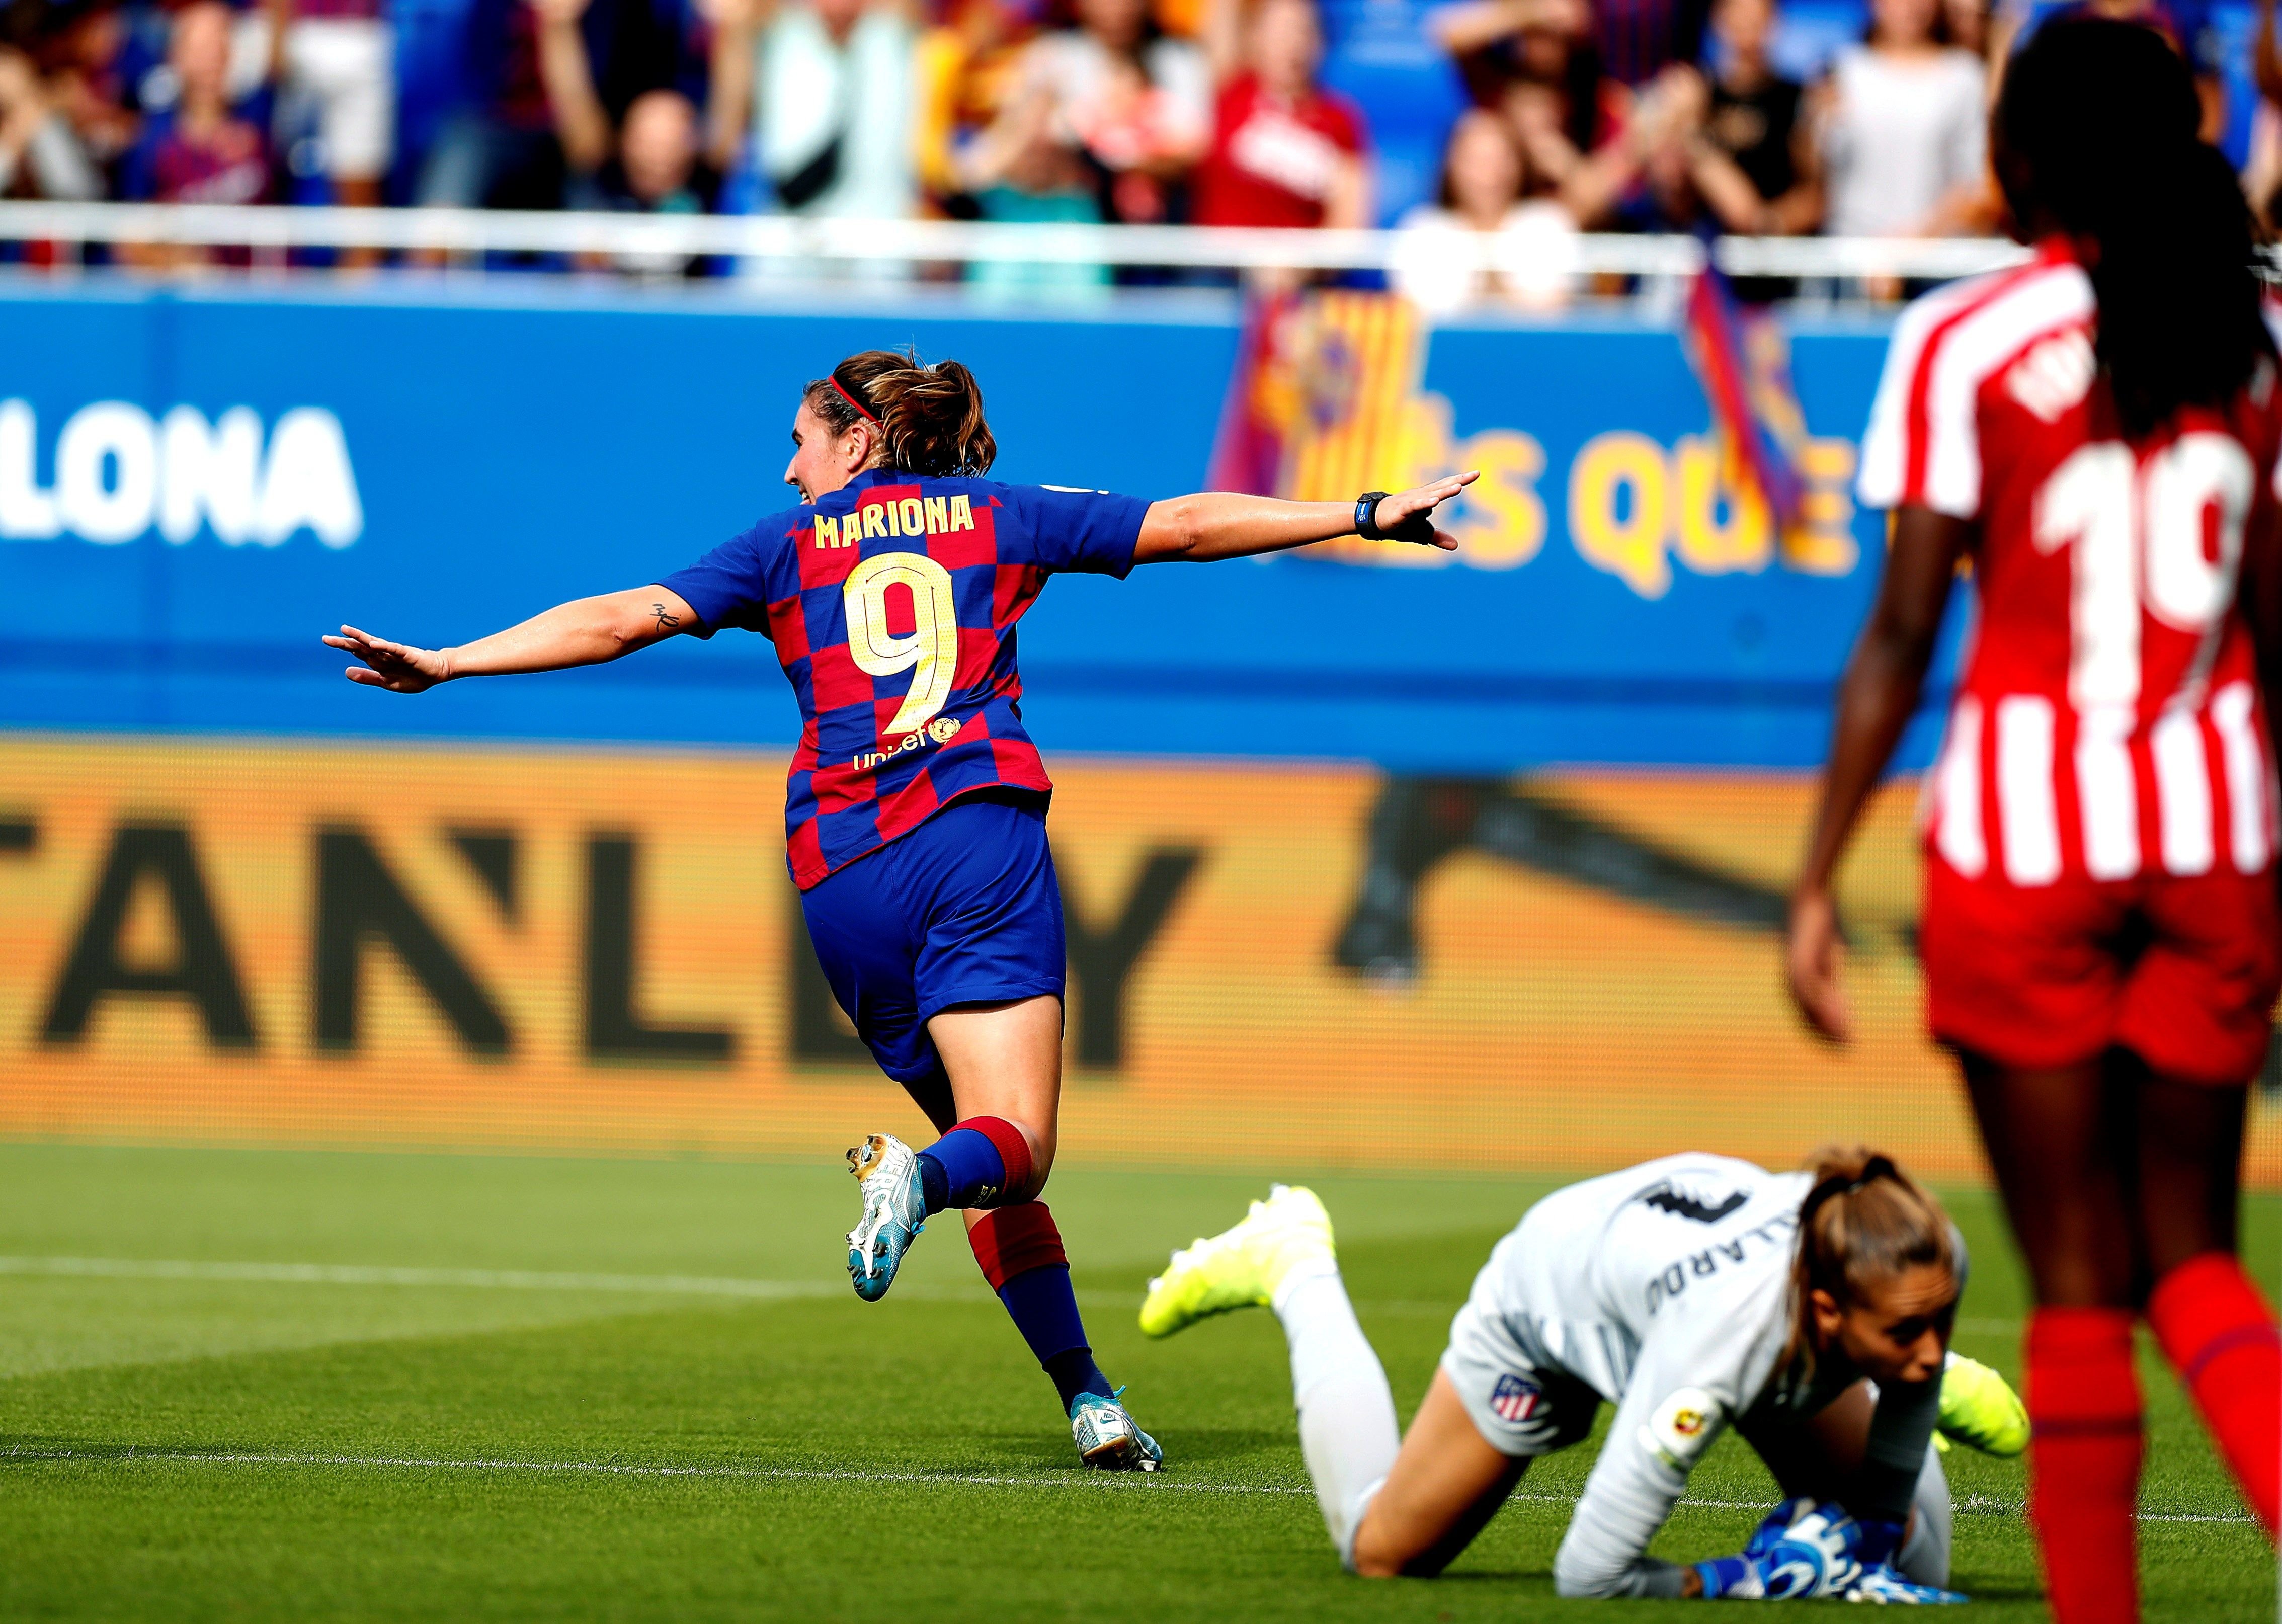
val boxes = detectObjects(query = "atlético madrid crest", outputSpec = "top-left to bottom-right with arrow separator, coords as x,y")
1490,1373 -> 1541,1423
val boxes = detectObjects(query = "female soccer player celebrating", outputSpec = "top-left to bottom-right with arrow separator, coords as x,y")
1784,21 -> 2282,1619
327,347 -> 1475,1472
1140,1149 -> 2023,1598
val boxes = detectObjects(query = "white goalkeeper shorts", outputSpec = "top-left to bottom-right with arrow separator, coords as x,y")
1440,1229 -> 1601,1459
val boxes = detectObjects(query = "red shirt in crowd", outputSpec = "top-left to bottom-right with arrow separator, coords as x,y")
1191,73 -> 1366,229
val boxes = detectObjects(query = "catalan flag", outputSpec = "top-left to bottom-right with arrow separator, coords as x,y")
1207,290 -> 1428,501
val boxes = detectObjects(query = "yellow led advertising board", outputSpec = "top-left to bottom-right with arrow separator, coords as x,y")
7,736 -> 2273,1184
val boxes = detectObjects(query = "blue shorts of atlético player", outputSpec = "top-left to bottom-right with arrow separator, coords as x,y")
798,789 -> 1066,1109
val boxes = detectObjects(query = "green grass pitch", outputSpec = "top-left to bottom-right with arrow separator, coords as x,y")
0,1142 -> 2272,1620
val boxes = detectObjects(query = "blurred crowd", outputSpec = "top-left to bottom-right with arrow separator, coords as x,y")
0,0 -> 2274,296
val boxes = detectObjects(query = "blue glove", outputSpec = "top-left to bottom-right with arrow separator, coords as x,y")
1690,1499 -> 1865,1599
1852,1518 -> 1906,1568
1837,1514 -> 1970,1602
1747,1499 -> 1818,1558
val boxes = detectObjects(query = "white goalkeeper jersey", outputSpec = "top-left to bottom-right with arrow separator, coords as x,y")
1498,1152 -> 1809,1408
1446,1152 -> 1942,1596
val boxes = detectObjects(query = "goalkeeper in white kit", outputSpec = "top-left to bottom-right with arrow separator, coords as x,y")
1140,1147 -> 2027,1601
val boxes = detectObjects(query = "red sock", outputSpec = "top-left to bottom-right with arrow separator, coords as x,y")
2027,1307 -> 2144,1624
966,1202 -> 1067,1292
2147,1253 -> 2280,1535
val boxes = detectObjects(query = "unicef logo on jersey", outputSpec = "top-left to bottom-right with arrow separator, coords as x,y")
850,711 -> 962,772
0,399 -> 362,548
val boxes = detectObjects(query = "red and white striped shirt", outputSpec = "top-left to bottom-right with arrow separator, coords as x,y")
1858,240 -> 2282,888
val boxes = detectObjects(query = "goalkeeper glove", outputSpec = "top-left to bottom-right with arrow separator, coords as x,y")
1844,1565 -> 1969,1605
1691,1499 -> 1864,1599
1837,1513 -> 1969,1602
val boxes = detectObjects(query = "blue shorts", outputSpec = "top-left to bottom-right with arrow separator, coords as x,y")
798,791 -> 1066,1102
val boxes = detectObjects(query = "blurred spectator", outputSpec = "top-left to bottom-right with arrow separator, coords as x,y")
1590,0 -> 1705,84
121,2 -> 270,205
118,1 -> 272,267
1619,0 -> 1817,250
1010,0 -> 1210,224
534,0 -> 727,270
1192,0 -> 1369,230
1432,0 -> 1672,228
33,5 -> 142,176
939,94 -> 1103,300
913,0 -> 1044,215
951,70 -> 1109,292
415,0 -> 570,210
1816,0 -> 1985,239
263,0 -> 393,216
1434,0 -> 1608,141
0,43 -> 102,197
709,0 -> 916,222
1438,0 -> 1700,90
1391,104 -> 1575,310
1508,59 -> 1696,226
1695,0 -> 1815,231
1942,0 -> 1991,56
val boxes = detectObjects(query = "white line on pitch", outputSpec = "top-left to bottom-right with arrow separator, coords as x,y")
0,1255 -> 1169,1313
0,1256 -> 886,1301
0,1447 -> 1311,1496
0,1447 -> 2251,1525
0,1256 -> 1457,1318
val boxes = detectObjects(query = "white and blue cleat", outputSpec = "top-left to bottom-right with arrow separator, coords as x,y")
1070,1388 -> 1162,1472
846,1134 -> 927,1302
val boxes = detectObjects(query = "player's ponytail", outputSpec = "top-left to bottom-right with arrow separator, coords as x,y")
1995,18 -> 2275,441
1784,1146 -> 1957,1384
804,348 -> 998,478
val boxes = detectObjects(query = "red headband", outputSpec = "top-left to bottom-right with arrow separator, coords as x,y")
829,375 -> 878,425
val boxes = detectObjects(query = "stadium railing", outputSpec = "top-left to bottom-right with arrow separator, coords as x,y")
0,201 -> 2047,283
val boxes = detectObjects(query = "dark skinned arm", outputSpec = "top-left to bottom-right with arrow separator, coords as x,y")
2238,495 -> 2282,852
1785,505 -> 1974,1042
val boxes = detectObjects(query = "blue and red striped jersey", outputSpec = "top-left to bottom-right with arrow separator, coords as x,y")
662,469 -> 1148,888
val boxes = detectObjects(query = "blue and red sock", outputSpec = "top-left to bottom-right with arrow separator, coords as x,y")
918,1116 -> 1032,1212
969,1203 -> 1112,1410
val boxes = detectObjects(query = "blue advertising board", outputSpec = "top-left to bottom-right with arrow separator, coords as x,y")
0,280 -> 1947,771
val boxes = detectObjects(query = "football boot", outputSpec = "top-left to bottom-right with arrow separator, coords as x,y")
1936,1349 -> 2029,1457
1070,1387 -> 1162,1471
845,1133 -> 926,1302
1139,1184 -> 1335,1339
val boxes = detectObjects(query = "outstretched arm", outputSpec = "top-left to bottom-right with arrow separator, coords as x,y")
1784,506 -> 1971,1041
325,586 -> 698,693
1134,473 -> 1478,564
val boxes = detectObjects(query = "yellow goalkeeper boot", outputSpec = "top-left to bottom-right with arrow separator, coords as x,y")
1139,1184 -> 1334,1339
1936,1350 -> 2029,1457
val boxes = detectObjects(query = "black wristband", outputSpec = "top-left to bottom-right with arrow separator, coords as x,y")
1356,489 -> 1435,546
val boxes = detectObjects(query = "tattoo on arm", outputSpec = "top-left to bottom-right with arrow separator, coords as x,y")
651,603 -> 681,631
